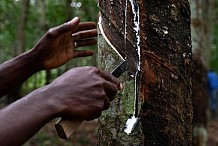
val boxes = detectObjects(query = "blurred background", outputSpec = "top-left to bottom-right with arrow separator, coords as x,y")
0,0 -> 218,146
0,0 -> 99,146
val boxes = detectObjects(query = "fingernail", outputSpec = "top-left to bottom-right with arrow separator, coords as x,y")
119,83 -> 124,90
73,16 -> 80,21
68,17 -> 79,24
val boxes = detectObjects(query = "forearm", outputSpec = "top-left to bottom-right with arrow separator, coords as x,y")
0,86 -> 58,146
0,50 -> 42,97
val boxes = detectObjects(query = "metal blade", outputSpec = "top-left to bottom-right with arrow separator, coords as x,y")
111,60 -> 138,78
111,61 -> 128,78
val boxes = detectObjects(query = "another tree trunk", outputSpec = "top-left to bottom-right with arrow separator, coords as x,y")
98,0 -> 193,145
39,0 -> 51,85
18,0 -> 29,54
190,0 -> 216,68
190,1 -> 216,145
7,0 -> 30,103
192,54 -> 209,146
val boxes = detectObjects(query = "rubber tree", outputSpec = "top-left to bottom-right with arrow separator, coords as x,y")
97,0 -> 193,146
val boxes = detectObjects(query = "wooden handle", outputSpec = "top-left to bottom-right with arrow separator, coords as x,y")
55,61 -> 128,139
55,118 -> 83,139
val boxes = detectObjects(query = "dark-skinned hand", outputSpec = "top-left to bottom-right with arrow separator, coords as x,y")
39,66 -> 121,121
33,17 -> 97,70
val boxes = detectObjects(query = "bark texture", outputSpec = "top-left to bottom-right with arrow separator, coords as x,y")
98,0 -> 193,146
98,33 -> 143,146
139,1 -> 193,145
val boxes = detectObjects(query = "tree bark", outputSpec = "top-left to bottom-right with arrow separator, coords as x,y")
98,0 -> 193,146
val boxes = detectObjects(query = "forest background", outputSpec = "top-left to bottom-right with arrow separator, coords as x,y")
0,0 -> 218,146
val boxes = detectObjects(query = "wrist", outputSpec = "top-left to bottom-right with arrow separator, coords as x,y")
0,49 -> 43,97
32,85 -> 65,120
27,48 -> 44,71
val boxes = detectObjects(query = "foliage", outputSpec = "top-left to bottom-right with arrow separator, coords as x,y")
0,0 -> 99,94
0,0 -> 98,145
0,0 -> 21,62
210,0 -> 218,73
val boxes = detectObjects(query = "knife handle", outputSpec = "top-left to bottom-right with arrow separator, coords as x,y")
55,118 -> 83,139
55,61 -> 127,139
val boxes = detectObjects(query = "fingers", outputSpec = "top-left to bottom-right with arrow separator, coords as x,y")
103,96 -> 111,110
72,50 -> 94,58
104,80 -> 119,101
46,17 -> 97,39
101,81 -> 119,112
49,17 -> 80,37
74,39 -> 97,48
86,95 -> 110,121
72,29 -> 97,40
72,29 -> 97,49
71,38 -> 96,58
98,70 -> 123,110
71,26 -> 97,56
72,22 -> 97,33
86,110 -> 103,121
99,70 -> 121,90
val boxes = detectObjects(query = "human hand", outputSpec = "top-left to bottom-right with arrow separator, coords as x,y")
33,17 -> 97,70
43,66 -> 121,121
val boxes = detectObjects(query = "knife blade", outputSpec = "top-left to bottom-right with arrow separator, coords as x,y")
55,60 -> 128,139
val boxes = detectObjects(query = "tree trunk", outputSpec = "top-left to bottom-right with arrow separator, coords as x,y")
18,0 -> 29,54
97,0 -> 193,146
190,0 -> 216,68
39,0 -> 51,85
192,54 -> 208,146
189,1 -> 216,145
7,0 -> 30,103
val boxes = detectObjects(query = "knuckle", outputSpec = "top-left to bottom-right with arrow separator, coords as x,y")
86,66 -> 99,73
92,66 -> 100,73
46,28 -> 56,38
